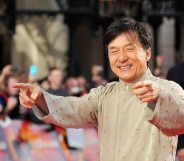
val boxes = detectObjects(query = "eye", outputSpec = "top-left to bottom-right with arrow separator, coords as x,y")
110,50 -> 119,55
125,47 -> 134,51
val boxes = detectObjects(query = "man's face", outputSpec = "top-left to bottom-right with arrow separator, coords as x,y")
108,32 -> 151,83
49,69 -> 63,87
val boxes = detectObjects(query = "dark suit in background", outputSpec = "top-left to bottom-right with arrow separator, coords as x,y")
167,61 -> 184,89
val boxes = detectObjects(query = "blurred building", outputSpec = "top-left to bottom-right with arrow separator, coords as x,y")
0,0 -> 184,79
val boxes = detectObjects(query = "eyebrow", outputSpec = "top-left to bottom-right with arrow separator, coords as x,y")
109,46 -> 118,50
109,43 -> 135,50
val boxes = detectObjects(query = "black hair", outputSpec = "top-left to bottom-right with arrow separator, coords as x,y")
104,17 -> 152,50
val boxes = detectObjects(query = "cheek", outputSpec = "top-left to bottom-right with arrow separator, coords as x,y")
108,56 -> 113,65
109,60 -> 117,71
109,55 -> 118,64
133,53 -> 146,64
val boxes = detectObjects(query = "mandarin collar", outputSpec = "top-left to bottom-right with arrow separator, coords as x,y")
119,68 -> 154,91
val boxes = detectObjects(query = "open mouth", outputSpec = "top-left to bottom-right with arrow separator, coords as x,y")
117,64 -> 132,70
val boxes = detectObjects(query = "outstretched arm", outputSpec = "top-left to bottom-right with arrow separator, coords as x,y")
13,83 -> 48,115
13,83 -> 99,128
132,80 -> 184,136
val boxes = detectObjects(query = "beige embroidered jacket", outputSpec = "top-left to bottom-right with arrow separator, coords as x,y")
33,69 -> 184,161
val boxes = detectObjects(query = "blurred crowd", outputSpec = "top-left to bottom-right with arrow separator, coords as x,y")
0,64 -> 107,124
0,64 -> 108,161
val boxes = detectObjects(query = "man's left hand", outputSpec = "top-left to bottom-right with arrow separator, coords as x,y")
132,80 -> 160,103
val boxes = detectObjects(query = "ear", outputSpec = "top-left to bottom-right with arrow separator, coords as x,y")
145,48 -> 151,62
48,75 -> 51,82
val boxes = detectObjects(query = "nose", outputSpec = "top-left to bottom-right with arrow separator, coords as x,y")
117,50 -> 128,62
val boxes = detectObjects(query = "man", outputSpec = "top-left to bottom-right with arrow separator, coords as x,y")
47,67 -> 68,96
14,17 -> 184,161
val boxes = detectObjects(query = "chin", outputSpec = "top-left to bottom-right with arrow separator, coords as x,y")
118,77 -> 132,82
121,78 -> 132,83
119,73 -> 133,80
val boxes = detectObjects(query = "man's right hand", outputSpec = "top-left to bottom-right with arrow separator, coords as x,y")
13,83 -> 42,108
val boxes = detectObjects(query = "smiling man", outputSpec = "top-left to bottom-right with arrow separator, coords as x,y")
108,32 -> 150,83
14,17 -> 184,161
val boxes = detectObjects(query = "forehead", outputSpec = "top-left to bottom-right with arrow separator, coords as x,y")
108,31 -> 141,48
50,69 -> 62,74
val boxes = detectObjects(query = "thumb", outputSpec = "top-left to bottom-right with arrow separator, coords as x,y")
143,80 -> 152,86
30,88 -> 39,100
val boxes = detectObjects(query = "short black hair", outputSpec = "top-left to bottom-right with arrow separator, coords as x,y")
104,17 -> 152,50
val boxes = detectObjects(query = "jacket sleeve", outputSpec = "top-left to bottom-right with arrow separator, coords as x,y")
145,80 -> 184,136
32,87 -> 102,128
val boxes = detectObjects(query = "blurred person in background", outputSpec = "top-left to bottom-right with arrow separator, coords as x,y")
167,61 -> 184,161
38,77 -> 50,90
153,55 -> 165,79
77,76 -> 88,96
47,67 -> 68,96
45,68 -> 69,152
0,65 -> 18,91
91,65 -> 103,83
14,17 -> 184,161
0,74 -> 21,120
88,65 -> 107,91
65,77 -> 82,96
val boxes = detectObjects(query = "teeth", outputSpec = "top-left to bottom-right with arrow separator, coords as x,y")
120,65 -> 131,69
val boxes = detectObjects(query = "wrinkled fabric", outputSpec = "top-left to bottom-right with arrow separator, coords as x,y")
33,69 -> 184,161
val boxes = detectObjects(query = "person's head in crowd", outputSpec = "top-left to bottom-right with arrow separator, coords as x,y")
155,55 -> 164,68
48,67 -> 63,90
38,77 -> 50,90
153,55 -> 165,78
4,74 -> 19,96
104,17 -> 152,83
91,65 -> 104,82
0,75 -> 20,120
65,77 -> 81,96
77,76 -> 87,95
88,65 -> 108,91
0,65 -> 18,90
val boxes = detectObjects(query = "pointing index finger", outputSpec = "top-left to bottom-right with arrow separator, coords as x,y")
13,83 -> 33,90
132,80 -> 152,89
132,81 -> 145,89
